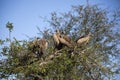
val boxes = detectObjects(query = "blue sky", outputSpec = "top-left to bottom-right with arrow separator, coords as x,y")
0,0 -> 120,40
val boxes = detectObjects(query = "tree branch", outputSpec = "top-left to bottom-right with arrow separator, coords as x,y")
30,74 -> 43,80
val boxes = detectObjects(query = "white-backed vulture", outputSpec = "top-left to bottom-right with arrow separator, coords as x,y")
39,38 -> 48,51
58,31 -> 72,48
53,30 -> 73,50
33,38 -> 48,58
53,30 -> 63,50
76,33 -> 92,45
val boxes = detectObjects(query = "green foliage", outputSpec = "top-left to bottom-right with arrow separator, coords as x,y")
0,4 -> 120,80
6,22 -> 13,32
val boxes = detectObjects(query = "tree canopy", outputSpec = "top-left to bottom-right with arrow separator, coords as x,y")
0,4 -> 120,80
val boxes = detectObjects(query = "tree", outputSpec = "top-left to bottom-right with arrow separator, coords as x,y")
0,4 -> 120,80
6,21 -> 14,43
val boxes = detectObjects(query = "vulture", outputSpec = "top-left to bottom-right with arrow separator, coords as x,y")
76,33 -> 92,45
58,31 -> 72,48
33,37 -> 48,58
53,30 -> 63,50
53,30 -> 72,50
